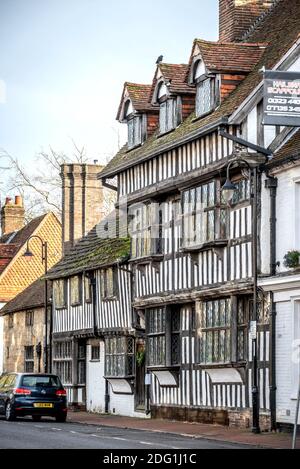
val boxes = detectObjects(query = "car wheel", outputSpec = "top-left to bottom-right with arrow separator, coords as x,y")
55,413 -> 67,423
5,401 -> 16,421
32,415 -> 42,422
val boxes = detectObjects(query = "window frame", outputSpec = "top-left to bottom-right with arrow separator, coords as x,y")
100,267 -> 119,300
8,313 -> 14,329
105,336 -> 135,378
25,310 -> 34,327
130,202 -> 162,259
52,340 -> 73,385
84,276 -> 92,304
24,346 -> 34,373
182,180 -> 228,250
146,306 -> 181,369
53,279 -> 67,309
70,275 -> 82,307
91,345 -> 101,362
128,115 -> 142,149
195,75 -> 218,119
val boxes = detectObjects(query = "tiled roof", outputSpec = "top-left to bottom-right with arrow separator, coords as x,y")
0,214 -> 48,276
116,82 -> 157,121
0,278 -> 51,316
46,214 -> 131,280
101,0 -> 300,179
269,129 -> 300,166
158,63 -> 194,95
194,40 -> 267,73
0,245 -> 19,275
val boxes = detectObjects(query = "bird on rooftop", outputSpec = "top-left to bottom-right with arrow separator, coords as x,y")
156,55 -> 164,64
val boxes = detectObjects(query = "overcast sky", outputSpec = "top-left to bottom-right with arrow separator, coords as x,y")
0,0 -> 218,166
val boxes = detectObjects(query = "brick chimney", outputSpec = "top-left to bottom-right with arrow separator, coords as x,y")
1,195 -> 25,236
61,163 -> 105,254
219,0 -> 275,42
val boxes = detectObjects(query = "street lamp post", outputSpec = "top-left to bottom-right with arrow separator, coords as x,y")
23,236 -> 49,373
222,160 -> 261,434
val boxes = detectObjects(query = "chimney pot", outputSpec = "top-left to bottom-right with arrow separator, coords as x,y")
15,195 -> 23,206
5,197 -> 12,205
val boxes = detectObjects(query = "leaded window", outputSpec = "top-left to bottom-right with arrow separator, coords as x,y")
160,99 -> 178,134
84,276 -> 92,303
53,279 -> 67,309
197,299 -> 231,364
100,268 -> 118,299
182,181 -> 228,248
78,342 -> 86,385
53,341 -> 72,385
91,345 -> 100,361
231,179 -> 251,205
130,203 -> 162,259
70,275 -> 82,306
105,337 -> 134,378
237,298 -> 248,362
196,77 -> 217,118
128,116 -> 142,149
24,346 -> 34,373
147,307 -> 181,368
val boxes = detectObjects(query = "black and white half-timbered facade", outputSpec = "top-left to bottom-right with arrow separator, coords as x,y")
97,0 -> 300,429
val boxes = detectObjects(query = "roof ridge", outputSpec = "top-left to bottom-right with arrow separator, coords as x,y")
241,0 -> 283,42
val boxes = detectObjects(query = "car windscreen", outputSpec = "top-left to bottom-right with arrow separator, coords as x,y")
20,376 -> 61,388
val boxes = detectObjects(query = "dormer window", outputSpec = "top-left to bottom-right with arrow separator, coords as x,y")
193,60 -> 218,118
124,99 -> 142,149
157,82 -> 181,135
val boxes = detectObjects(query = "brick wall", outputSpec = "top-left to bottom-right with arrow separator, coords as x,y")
219,0 -> 275,42
147,113 -> 159,137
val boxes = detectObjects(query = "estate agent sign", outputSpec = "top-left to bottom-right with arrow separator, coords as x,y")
263,70 -> 300,126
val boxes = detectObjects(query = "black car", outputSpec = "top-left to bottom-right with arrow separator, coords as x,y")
0,373 -> 68,422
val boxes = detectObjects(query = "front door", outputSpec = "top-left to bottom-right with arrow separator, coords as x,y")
135,340 -> 146,411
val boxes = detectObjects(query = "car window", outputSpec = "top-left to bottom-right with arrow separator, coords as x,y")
21,375 -> 61,388
0,375 -> 8,388
4,375 -> 16,388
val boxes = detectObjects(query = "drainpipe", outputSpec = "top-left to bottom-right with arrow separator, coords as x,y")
265,175 -> 278,431
105,379 -> 110,414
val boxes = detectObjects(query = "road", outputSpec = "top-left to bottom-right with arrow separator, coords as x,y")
0,417 -> 252,449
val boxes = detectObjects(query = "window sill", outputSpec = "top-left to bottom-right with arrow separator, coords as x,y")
129,254 -> 164,266
90,360 -> 101,363
71,302 -> 82,308
197,362 -> 246,370
102,296 -> 119,302
126,143 -> 142,153
146,365 -> 180,372
192,109 -> 215,122
181,239 -> 228,253
104,375 -> 134,380
157,128 -> 176,139
55,306 -> 67,311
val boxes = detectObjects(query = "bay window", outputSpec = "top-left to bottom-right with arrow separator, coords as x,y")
105,336 -> 134,378
182,180 -> 228,248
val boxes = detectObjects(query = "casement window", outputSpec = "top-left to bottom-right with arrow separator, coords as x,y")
197,299 -> 231,364
182,181 -> 228,248
147,307 -> 181,368
8,314 -> 14,329
53,341 -> 72,385
130,203 -> 162,259
24,346 -> 34,373
70,275 -> 82,306
100,267 -> 118,299
25,310 -> 34,327
84,276 -> 92,303
91,345 -> 100,361
196,298 -> 249,365
105,336 -> 134,378
53,279 -> 67,309
128,116 -> 142,149
195,77 -> 217,118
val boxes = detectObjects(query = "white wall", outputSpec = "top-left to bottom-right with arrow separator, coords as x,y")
260,175 -> 271,275
275,291 -> 300,425
274,166 -> 300,273
86,339 -> 145,418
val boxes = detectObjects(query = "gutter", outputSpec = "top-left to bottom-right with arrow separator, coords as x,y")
99,117 -> 229,179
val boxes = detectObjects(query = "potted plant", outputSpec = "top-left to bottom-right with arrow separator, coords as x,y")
283,250 -> 300,269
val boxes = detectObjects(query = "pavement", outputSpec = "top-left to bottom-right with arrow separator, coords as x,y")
67,411 -> 299,449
